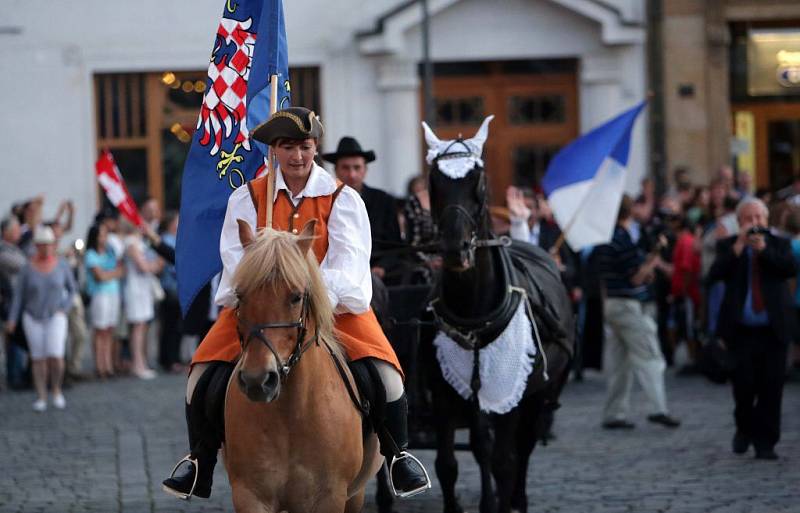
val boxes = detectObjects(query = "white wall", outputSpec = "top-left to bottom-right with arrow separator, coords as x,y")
404,0 -> 603,61
0,0 -> 406,242
0,0 -> 646,243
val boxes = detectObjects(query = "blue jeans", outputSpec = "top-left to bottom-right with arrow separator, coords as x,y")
5,339 -> 28,388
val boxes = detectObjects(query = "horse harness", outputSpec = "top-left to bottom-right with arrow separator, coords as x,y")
235,291 -> 317,383
235,291 -> 370,417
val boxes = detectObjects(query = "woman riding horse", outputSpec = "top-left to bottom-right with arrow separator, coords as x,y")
163,107 -> 430,500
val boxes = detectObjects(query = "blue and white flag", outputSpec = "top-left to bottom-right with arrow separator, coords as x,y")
542,101 -> 646,251
176,0 -> 289,314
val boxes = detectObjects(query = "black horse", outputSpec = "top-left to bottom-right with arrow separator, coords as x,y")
422,118 -> 575,513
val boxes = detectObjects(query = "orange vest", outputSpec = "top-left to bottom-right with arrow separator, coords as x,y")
191,174 -> 401,375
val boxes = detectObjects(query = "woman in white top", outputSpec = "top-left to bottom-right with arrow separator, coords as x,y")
122,223 -> 163,379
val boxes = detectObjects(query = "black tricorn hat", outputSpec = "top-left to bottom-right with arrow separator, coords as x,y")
252,107 -> 325,145
321,136 -> 376,164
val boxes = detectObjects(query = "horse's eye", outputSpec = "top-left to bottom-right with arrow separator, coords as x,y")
290,293 -> 302,305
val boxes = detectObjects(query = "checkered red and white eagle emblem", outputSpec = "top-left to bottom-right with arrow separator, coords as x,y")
197,17 -> 257,156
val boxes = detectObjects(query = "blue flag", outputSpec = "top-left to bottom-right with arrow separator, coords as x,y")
542,101 -> 646,251
176,0 -> 290,314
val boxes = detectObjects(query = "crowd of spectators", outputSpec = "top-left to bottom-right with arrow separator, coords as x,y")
3,160 -> 797,458
490,165 -> 800,457
0,196 -> 216,412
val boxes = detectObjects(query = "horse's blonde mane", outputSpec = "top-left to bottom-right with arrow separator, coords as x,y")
233,228 -> 343,359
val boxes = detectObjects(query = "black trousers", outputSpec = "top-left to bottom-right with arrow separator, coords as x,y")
158,292 -> 183,370
728,325 -> 787,450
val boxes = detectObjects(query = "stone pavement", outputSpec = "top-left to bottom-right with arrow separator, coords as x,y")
0,370 -> 797,513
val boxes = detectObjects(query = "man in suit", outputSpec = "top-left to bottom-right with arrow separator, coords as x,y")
707,197 -> 796,460
323,137 -> 402,284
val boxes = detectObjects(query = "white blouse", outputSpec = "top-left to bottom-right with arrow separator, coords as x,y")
215,163 -> 373,314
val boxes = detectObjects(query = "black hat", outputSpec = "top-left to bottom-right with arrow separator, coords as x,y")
252,107 -> 325,145
321,136 -> 376,164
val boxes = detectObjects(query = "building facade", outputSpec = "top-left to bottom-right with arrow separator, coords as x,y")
1,0 -> 648,241
660,0 -> 800,189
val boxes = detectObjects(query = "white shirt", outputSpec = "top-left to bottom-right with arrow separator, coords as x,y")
509,217 -> 540,246
215,163 -> 373,315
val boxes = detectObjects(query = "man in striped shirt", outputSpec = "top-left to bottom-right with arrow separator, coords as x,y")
594,195 -> 681,429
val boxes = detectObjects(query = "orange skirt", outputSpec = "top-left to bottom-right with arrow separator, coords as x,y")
192,307 -> 403,377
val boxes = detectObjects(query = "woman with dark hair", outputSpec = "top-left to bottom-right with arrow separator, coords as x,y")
401,175 -> 439,284
85,223 -> 124,378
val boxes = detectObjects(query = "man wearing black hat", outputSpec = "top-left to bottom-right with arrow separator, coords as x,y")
323,137 -> 402,284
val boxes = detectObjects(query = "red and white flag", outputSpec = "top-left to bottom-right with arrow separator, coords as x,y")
95,150 -> 143,227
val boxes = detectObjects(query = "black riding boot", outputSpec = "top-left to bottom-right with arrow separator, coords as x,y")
162,403 -> 219,499
381,394 -> 431,497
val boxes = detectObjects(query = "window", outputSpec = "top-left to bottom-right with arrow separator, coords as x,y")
512,145 -> 561,187
434,96 -> 485,126
95,67 -> 321,210
508,95 -> 565,125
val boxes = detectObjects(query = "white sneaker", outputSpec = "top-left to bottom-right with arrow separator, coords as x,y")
52,394 -> 66,409
32,399 -> 47,412
134,369 -> 157,380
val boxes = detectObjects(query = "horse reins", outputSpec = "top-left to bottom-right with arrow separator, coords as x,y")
235,290 -> 318,383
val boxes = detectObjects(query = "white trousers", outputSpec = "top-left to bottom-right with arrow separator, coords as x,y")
602,298 -> 668,421
22,312 -> 68,360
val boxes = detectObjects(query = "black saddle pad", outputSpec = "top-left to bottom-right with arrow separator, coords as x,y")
347,359 -> 386,438
506,241 -> 572,346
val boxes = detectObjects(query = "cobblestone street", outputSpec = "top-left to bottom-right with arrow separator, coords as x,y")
0,370 -> 797,513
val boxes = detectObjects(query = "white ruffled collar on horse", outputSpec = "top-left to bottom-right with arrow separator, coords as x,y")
422,114 -> 576,511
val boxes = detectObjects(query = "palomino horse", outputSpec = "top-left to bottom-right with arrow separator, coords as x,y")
223,219 -> 382,513
423,117 -> 575,513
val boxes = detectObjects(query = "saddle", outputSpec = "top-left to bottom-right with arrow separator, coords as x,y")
191,356 -> 385,445
506,241 -> 572,354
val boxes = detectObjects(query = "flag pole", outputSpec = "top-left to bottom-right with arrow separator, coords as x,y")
266,74 -> 279,229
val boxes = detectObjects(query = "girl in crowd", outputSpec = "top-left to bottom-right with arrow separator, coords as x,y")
85,223 -> 124,379
7,226 -> 77,411
122,221 -> 163,379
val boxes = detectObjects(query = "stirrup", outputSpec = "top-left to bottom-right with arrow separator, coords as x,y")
385,451 -> 432,499
162,454 -> 198,500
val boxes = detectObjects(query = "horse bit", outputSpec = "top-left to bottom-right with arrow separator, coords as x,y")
235,290 -> 318,382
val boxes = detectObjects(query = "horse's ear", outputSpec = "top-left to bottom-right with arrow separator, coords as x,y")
422,121 -> 441,149
237,219 -> 255,248
468,115 -> 495,156
296,219 -> 316,256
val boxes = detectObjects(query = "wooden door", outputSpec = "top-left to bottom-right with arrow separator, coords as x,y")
733,102 -> 800,189
425,65 -> 578,204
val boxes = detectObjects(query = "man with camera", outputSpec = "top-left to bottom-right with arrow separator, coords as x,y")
708,198 -> 796,460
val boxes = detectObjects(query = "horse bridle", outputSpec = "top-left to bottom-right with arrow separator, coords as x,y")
432,149 -> 511,265
235,290 -> 318,383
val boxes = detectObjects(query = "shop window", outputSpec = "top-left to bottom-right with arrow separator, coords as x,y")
768,120 -> 800,189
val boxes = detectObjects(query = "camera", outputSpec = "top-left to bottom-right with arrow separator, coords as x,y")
747,226 -> 769,236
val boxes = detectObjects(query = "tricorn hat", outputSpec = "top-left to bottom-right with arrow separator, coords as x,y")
321,136 -> 376,164
252,107 -> 325,145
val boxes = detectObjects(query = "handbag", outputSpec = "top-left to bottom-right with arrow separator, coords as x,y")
150,275 -> 166,302
698,338 -> 736,384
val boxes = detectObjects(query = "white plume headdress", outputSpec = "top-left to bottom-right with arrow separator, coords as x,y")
421,115 -> 494,178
